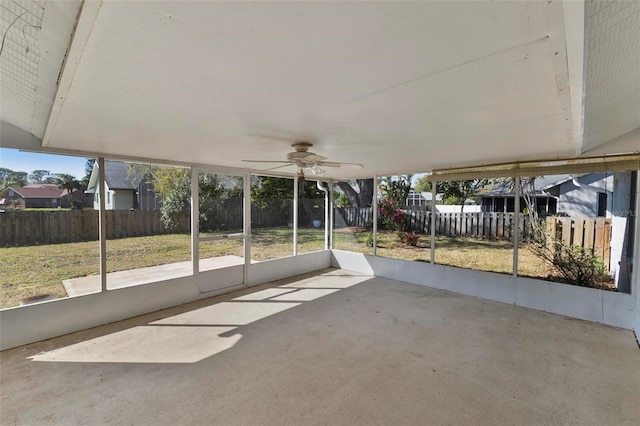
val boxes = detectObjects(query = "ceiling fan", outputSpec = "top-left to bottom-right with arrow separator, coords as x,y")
242,142 -> 363,180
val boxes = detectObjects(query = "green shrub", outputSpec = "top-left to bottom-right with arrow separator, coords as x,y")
531,239 -> 606,287
71,199 -> 84,210
401,231 -> 419,247
364,232 -> 374,248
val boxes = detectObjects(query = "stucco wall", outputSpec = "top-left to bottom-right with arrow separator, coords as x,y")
557,172 -> 613,217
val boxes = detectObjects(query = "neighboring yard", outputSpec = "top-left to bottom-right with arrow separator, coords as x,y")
0,227 -> 613,309
333,226 -> 546,275
1,228 -> 324,308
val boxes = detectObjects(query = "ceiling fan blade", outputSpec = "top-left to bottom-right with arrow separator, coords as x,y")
263,163 -> 296,172
241,160 -> 292,164
317,161 -> 364,169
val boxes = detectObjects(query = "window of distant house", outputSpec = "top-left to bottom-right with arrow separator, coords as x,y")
597,192 -> 607,217
52,199 -> 57,206
8,190 -> 13,196
107,192 -> 111,204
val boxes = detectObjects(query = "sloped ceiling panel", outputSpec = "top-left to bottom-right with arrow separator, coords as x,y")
0,0 -> 81,142
582,0 -> 640,154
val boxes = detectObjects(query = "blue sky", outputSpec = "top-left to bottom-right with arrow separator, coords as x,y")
0,148 -> 88,180
0,147 -> 426,183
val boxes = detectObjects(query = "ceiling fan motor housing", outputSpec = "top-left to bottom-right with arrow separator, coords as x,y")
287,143 -> 325,165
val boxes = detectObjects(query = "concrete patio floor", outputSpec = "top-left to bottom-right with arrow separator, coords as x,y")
2,268 -> 639,425
63,255 -> 244,296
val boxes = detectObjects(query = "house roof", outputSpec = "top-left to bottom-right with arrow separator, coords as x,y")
103,161 -> 144,190
481,175 -> 571,197
10,185 -> 65,199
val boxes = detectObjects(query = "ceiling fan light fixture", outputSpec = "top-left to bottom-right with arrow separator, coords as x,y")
310,165 -> 325,175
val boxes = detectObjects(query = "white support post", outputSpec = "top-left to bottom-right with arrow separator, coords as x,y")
324,183 -> 329,250
244,173 -> 252,286
513,177 -> 521,277
98,158 -> 107,292
632,171 -> 640,326
329,180 -> 334,250
317,180 -> 330,250
430,182 -> 436,264
191,168 -> 199,277
372,175 -> 378,256
293,175 -> 298,256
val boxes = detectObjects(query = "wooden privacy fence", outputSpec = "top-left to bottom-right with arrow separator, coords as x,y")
1,209 -> 612,262
546,217 -> 612,268
0,206 -> 314,247
334,207 -> 373,228
335,209 -> 612,265
0,210 -> 190,247
334,208 -> 522,241
405,211 -> 523,240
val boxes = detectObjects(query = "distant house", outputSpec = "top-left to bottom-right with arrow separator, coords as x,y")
543,173 -> 614,218
479,172 -> 631,218
1,184 -> 92,210
0,184 -> 76,209
405,189 -> 439,207
85,161 -> 161,210
480,175 -> 570,215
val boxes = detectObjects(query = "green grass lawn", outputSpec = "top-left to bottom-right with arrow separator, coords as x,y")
0,228 -> 326,308
333,226 -> 545,275
0,226 -> 604,309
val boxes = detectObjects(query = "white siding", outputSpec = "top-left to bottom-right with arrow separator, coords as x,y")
557,172 -> 613,217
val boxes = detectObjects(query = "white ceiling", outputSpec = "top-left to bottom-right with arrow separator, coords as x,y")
581,0 -> 640,155
0,0 -> 81,140
2,1 -> 639,178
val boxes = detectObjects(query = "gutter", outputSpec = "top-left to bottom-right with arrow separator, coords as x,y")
317,180 -> 329,250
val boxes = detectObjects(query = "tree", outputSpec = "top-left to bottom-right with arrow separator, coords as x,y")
334,191 -> 351,208
28,169 -> 51,184
437,179 -> 487,212
150,167 -> 191,227
0,168 -> 28,194
0,168 -> 12,181
379,175 -> 413,206
251,176 -> 294,211
252,177 -> 323,207
251,176 -> 325,226
54,173 -> 81,205
377,175 -> 413,234
413,175 -> 432,193
139,166 -> 244,231
336,179 -> 374,208
82,159 -> 96,189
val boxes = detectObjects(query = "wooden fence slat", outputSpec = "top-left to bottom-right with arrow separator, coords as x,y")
573,219 -> 584,247
560,218 -> 572,245
584,219 -> 595,250
594,217 -> 605,254
602,221 -> 611,269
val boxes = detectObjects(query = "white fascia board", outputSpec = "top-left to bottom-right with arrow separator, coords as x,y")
42,1 -> 103,147
543,0 -> 584,155
562,0 -> 586,153
32,0 -> 83,140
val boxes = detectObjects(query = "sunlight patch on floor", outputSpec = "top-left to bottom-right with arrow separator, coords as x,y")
29,326 -> 241,364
